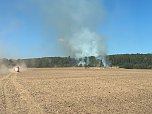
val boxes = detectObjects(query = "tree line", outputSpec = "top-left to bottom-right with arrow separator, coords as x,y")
109,54 -> 152,69
0,54 -> 152,69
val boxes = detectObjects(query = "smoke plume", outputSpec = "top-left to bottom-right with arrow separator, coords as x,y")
31,0 -> 107,64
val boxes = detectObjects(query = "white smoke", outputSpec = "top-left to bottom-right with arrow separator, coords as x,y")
26,0 -> 107,65
59,29 -> 106,58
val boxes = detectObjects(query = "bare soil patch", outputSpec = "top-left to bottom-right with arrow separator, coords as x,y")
0,68 -> 152,114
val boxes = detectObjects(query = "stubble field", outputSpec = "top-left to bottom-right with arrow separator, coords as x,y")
0,68 -> 152,114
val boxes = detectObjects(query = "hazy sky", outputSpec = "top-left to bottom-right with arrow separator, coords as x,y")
0,0 -> 152,58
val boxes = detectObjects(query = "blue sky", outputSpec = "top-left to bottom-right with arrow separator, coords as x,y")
0,0 -> 152,58
103,0 -> 152,55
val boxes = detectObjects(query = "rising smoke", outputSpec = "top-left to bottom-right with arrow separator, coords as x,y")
32,0 -> 107,66
0,0 -> 108,70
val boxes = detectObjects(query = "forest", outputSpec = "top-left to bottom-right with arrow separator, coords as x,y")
0,54 -> 152,69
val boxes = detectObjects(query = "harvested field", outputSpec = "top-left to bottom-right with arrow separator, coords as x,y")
0,68 -> 152,114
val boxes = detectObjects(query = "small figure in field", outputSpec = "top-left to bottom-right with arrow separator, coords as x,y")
14,66 -> 20,72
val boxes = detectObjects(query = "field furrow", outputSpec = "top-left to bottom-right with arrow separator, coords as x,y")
0,73 -> 44,114
0,73 -> 11,113
12,74 -> 44,114
0,68 -> 152,114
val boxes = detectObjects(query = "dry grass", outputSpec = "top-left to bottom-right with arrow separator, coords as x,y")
0,68 -> 152,114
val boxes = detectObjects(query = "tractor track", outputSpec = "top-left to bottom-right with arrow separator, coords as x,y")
0,73 -> 44,114
0,73 -> 11,114
12,73 -> 44,114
